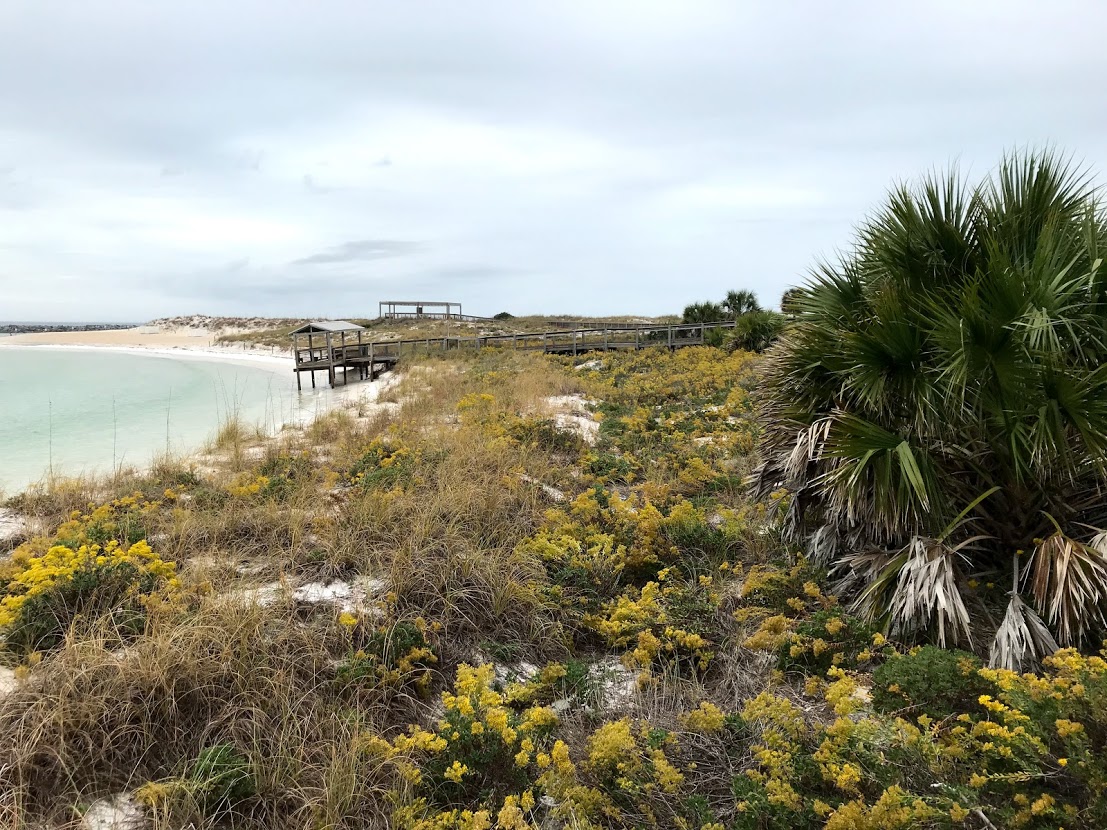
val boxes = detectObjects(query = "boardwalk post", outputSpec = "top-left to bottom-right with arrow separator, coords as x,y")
668,326 -> 673,350
340,330 -> 347,385
326,331 -> 335,387
636,328 -> 641,349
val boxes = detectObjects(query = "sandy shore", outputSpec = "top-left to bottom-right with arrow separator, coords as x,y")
2,324 -> 286,358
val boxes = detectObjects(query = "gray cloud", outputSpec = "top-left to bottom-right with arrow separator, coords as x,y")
2,1 -> 1107,321
292,239 -> 422,266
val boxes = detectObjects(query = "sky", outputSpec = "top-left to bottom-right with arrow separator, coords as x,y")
2,2 -> 1107,322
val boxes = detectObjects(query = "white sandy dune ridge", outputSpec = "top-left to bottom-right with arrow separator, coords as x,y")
0,324 -> 288,366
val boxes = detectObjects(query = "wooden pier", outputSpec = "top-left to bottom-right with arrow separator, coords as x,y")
290,321 -> 397,391
293,320 -> 739,389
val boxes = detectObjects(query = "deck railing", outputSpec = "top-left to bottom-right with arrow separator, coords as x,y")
360,320 -> 737,361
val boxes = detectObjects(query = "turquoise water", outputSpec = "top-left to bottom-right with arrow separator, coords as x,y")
0,348 -> 329,495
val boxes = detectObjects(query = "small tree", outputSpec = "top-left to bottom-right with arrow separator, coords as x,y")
780,288 -> 803,317
728,310 -> 784,353
723,289 -> 761,317
681,301 -> 727,324
755,150 -> 1107,663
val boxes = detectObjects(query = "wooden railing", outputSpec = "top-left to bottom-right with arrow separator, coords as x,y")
361,320 -> 738,361
378,312 -> 496,323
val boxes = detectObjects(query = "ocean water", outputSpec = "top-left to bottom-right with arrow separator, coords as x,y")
0,348 -> 336,495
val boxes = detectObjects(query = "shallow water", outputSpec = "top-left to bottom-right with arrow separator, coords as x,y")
0,348 -> 334,494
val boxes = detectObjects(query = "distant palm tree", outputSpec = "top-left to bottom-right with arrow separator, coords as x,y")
682,301 -> 727,324
722,290 -> 761,317
780,288 -> 803,316
755,150 -> 1107,665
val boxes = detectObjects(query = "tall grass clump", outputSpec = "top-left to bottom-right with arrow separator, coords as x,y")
756,149 -> 1107,662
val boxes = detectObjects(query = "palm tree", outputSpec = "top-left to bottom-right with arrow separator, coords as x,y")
728,310 -> 785,353
723,290 -> 761,317
780,288 -> 803,316
755,150 -> 1107,663
682,301 -> 727,324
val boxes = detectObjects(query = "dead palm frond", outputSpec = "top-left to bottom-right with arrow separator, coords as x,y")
885,537 -> 973,648
989,554 -> 1059,671
806,523 -> 839,568
785,419 -> 831,483
1027,523 -> 1107,646
841,547 -> 904,624
990,593 -> 1059,671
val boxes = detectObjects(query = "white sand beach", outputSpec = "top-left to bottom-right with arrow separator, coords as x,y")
1,323 -> 284,358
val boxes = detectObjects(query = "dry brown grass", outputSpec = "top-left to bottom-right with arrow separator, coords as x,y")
0,599 -> 398,829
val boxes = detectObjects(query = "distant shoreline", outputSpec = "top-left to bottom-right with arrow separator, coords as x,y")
0,323 -> 139,336
0,341 -> 292,378
0,324 -> 290,366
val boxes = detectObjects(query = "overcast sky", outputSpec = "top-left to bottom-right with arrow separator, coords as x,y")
3,1 -> 1106,321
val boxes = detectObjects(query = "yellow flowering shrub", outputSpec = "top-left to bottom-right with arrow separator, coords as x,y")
383,664 -> 557,828
336,619 -> 437,699
348,436 -> 416,488
573,717 -> 686,824
679,701 -> 727,733
1,498 -> 177,651
568,346 -> 759,495
227,473 -> 271,498
583,575 -> 720,678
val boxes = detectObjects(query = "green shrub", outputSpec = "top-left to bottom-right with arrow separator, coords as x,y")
728,309 -> 785,353
4,561 -> 157,652
337,620 -> 437,697
778,609 -> 875,674
872,646 -> 994,719
586,451 -> 637,483
507,418 -> 583,455
348,440 -> 413,489
187,744 -> 257,812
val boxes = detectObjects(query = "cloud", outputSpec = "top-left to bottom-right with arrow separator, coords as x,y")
2,1 -> 1107,321
291,239 -> 422,266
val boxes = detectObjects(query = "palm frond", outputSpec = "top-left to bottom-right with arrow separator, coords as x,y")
989,593 -> 1059,671
1027,527 -> 1107,645
806,524 -> 839,568
839,547 -> 903,625
886,537 -> 973,648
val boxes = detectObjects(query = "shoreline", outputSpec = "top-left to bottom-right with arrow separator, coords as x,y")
0,341 -> 291,377
0,326 -> 289,370
0,332 -> 400,498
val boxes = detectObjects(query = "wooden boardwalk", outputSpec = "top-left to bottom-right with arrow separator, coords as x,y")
295,320 -> 738,388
